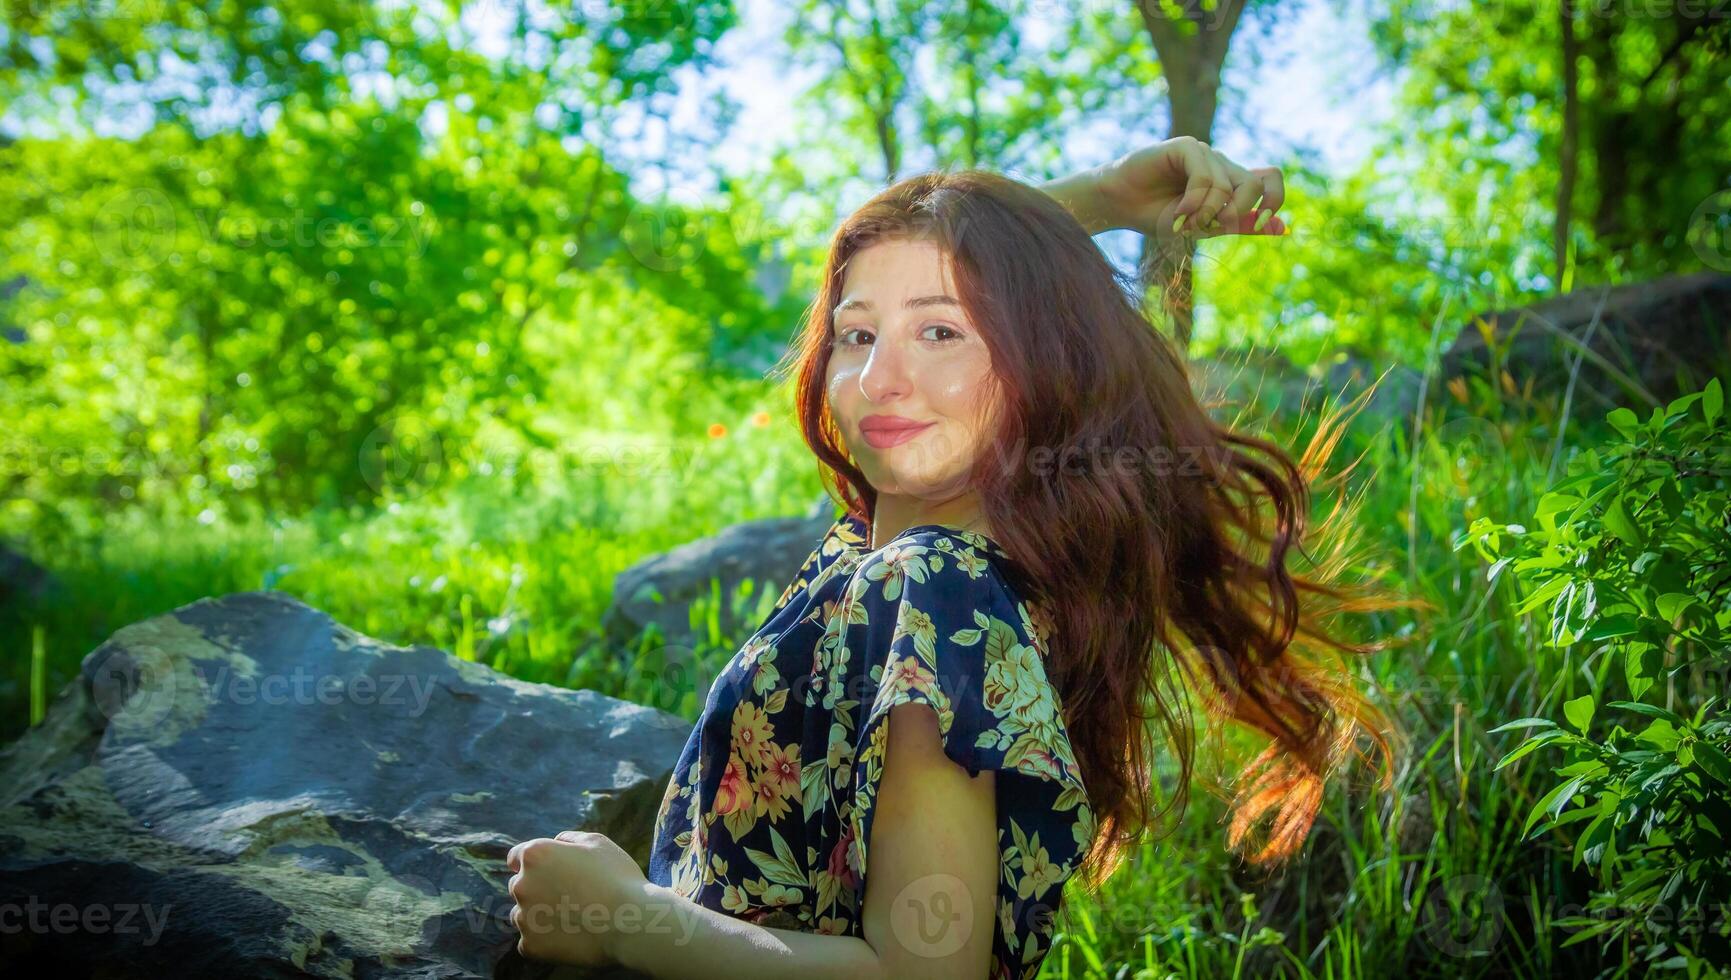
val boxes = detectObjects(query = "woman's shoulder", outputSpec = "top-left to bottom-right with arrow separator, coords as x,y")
843,520 -> 1057,654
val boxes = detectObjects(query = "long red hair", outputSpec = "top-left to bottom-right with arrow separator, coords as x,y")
770,168 -> 1417,889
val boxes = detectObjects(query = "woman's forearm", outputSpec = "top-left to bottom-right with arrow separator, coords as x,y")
1038,164 -> 1120,236
610,882 -> 883,980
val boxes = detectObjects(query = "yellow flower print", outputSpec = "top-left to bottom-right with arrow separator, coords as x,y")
715,752 -> 752,818
738,633 -> 772,669
732,700 -> 776,768
983,643 -> 1056,728
882,652 -> 937,702
754,765 -> 794,822
721,883 -> 751,914
860,542 -> 932,603
1015,837 -> 1066,900
951,545 -> 990,578
762,740 -> 802,798
759,883 -> 803,907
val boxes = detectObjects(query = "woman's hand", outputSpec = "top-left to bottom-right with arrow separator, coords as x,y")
1094,136 -> 1288,247
505,830 -> 652,967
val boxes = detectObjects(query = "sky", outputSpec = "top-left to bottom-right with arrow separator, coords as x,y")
595,0 -> 1405,269
631,0 -> 1402,198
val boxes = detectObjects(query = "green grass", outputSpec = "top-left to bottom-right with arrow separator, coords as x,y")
0,366 -> 1651,977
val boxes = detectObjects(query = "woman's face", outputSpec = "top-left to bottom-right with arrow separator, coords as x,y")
825,238 -> 1000,504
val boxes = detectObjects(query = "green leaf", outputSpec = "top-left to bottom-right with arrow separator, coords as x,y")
1513,575 -> 1569,617
1494,731 -> 1565,771
1691,740 -> 1731,787
1586,614 -> 1640,642
1523,774 -> 1586,839
1488,717 -> 1561,734
1563,694 -> 1595,733
1601,496 -> 1641,548
1606,407 -> 1640,439
1635,719 -> 1679,752
1703,377 -> 1723,425
1665,390 -> 1703,420
1654,592 -> 1695,621
1607,700 -> 1686,727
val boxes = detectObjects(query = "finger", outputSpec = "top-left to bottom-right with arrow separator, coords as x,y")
1181,174 -> 1233,237
555,830 -> 584,844
506,840 -> 527,872
1224,176 -> 1265,234
508,872 -> 523,898
1247,166 -> 1286,233
1171,140 -> 1224,232
1199,150 -> 1240,233
508,903 -> 522,932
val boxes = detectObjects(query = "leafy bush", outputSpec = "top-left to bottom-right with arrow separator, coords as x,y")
1460,378 -> 1731,970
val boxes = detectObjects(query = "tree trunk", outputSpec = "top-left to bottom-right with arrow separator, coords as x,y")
1132,0 -> 1247,352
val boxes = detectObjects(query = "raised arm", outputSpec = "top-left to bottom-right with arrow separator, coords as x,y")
1039,138 -> 1289,242
1038,164 -> 1123,237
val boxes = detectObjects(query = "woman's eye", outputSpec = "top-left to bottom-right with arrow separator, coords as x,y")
833,324 -> 959,346
924,323 -> 960,342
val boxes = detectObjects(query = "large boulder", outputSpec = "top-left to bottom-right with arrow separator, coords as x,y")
1441,270 -> 1731,410
601,496 -> 839,663
0,591 -> 690,978
1192,273 -> 1731,426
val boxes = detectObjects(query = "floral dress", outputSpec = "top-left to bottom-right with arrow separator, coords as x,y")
646,510 -> 1096,979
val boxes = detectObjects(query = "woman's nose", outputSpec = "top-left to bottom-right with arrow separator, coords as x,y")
858,340 -> 911,401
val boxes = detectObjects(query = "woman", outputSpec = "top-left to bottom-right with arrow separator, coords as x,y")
504,138 -> 1394,979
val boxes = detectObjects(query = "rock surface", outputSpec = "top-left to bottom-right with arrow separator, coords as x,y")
1193,272 -> 1731,423
1442,270 -> 1731,409
0,591 -> 691,979
602,495 -> 839,663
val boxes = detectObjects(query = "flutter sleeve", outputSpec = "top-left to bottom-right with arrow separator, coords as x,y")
835,533 -> 1096,970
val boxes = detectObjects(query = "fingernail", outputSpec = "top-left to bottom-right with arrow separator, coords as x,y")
1172,213 -> 1187,233
1251,193 -> 1265,212
1252,209 -> 1271,233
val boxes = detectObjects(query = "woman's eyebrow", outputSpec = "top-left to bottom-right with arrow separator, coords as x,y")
833,294 -> 960,316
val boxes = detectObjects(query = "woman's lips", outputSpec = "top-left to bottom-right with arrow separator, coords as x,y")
860,421 -> 935,449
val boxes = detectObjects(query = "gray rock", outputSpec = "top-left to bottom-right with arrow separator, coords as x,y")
0,591 -> 689,978
1191,272 -> 1731,427
1441,271 -> 1731,410
601,496 -> 840,665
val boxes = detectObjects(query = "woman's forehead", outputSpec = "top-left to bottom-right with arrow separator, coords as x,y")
839,239 -> 955,295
